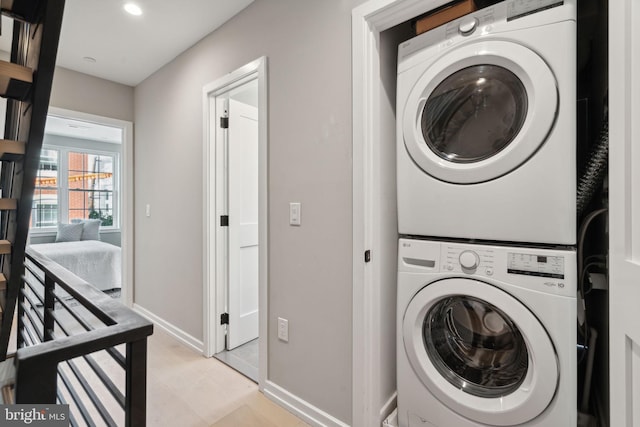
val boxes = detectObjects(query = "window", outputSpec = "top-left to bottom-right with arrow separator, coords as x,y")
68,152 -> 115,225
32,149 -> 59,227
31,146 -> 120,230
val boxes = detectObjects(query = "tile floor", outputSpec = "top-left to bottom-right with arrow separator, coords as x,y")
213,338 -> 259,382
147,328 -> 309,427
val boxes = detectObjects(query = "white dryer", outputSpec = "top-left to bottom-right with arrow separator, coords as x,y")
397,1 -> 576,244
397,238 -> 576,426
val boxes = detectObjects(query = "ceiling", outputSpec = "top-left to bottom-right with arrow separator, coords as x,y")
0,0 -> 254,86
0,0 -> 254,140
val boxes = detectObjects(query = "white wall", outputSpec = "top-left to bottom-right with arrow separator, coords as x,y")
133,0 -> 363,423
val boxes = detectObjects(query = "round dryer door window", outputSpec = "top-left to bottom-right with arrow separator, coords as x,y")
402,278 -> 558,426
402,40 -> 557,184
422,65 -> 528,164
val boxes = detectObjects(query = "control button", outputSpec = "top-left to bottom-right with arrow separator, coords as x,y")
459,250 -> 479,270
486,267 -> 494,276
459,17 -> 478,36
447,263 -> 454,271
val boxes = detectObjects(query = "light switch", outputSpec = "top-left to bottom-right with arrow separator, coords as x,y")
278,317 -> 289,342
146,204 -> 151,217
289,202 -> 301,226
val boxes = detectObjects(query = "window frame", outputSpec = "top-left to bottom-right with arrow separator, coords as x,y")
30,143 -> 121,235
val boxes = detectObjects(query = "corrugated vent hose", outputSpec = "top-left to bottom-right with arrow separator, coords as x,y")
577,114 -> 609,217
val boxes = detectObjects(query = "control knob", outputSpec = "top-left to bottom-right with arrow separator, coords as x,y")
459,17 -> 478,36
459,250 -> 480,271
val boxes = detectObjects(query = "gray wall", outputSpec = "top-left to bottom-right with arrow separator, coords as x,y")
133,0 -> 362,423
0,61 -> 133,133
50,67 -> 134,121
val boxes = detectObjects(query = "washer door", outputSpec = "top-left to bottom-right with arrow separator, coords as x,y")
403,278 -> 558,426
402,40 -> 557,184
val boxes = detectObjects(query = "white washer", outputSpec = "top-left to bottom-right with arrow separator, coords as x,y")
397,1 -> 576,244
397,238 -> 576,426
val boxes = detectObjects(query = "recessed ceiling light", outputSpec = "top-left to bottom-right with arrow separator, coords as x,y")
124,3 -> 142,16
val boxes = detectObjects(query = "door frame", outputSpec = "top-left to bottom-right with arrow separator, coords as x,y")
352,1 -> 452,425
202,57 -> 268,388
45,107 -> 134,306
609,0 -> 639,425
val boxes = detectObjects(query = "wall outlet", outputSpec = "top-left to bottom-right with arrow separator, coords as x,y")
278,317 -> 289,342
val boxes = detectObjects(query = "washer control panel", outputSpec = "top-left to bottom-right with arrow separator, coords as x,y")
507,0 -> 565,21
507,252 -> 564,279
442,245 -> 495,275
398,238 -> 576,296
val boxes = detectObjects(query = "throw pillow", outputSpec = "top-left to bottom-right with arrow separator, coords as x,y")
55,223 -> 83,242
70,218 -> 102,240
80,219 -> 101,241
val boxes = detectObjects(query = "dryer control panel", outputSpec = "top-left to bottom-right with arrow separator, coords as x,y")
397,0 -> 575,75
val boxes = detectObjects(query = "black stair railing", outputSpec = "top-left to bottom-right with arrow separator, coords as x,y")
16,248 -> 153,426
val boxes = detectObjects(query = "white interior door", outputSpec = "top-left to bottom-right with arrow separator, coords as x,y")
609,1 -> 640,425
227,96 -> 259,350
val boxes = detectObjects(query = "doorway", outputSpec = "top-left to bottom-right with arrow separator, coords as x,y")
29,107 -> 134,306
203,57 -> 268,386
352,1 -> 453,425
215,79 -> 259,379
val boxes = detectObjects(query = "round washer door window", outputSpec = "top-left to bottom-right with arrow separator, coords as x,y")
402,40 -> 557,184
424,295 -> 529,398
402,278 -> 558,426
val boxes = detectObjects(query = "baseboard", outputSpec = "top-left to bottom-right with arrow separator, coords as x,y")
264,381 -> 349,427
133,303 -> 204,354
380,391 -> 397,425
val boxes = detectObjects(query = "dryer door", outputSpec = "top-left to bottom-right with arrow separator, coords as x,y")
402,278 -> 558,426
402,40 -> 557,184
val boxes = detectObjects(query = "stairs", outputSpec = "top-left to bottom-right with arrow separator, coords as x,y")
0,61 -> 32,100
0,0 -> 66,360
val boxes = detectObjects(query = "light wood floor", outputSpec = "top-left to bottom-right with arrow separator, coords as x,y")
147,328 -> 309,427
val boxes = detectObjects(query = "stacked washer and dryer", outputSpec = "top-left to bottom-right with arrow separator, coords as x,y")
395,1 -> 578,426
